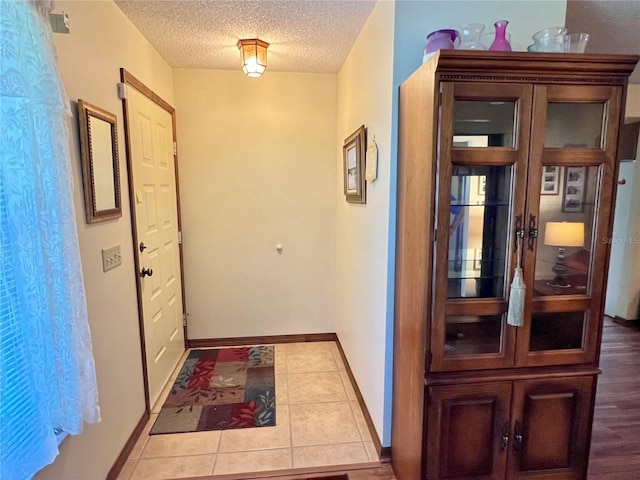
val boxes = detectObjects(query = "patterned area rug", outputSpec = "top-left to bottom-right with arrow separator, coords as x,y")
150,346 -> 275,434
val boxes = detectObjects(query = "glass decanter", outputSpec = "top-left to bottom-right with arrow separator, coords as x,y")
459,23 -> 486,50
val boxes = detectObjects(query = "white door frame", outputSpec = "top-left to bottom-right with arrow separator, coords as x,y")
119,68 -> 188,411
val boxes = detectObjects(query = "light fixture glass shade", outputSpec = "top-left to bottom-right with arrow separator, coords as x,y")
237,38 -> 269,78
544,221 -> 585,247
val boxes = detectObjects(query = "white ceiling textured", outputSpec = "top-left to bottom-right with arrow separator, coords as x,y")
114,0 -> 376,73
115,0 -> 639,82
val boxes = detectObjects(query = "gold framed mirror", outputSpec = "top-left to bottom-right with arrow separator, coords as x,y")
78,100 -> 122,223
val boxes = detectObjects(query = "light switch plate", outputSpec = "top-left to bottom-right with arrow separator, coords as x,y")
49,12 -> 70,34
102,244 -> 122,272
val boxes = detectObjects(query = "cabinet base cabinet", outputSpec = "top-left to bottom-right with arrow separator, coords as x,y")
426,376 -> 595,480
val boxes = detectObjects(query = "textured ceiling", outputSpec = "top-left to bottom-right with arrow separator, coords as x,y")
114,0 -> 376,73
115,0 -> 639,82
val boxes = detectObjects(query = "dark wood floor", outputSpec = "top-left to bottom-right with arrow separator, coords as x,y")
588,318 -> 640,479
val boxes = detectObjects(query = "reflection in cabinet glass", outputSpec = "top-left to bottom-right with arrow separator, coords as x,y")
448,165 -> 511,299
445,314 -> 504,355
454,101 -> 516,147
530,311 -> 586,351
545,103 -> 605,148
534,165 -> 599,296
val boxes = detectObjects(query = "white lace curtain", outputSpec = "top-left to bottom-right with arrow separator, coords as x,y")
0,1 -> 100,478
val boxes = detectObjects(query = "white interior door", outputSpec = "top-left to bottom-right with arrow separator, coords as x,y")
127,86 -> 185,407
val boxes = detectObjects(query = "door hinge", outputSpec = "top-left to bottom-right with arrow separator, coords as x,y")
177,231 -> 182,245
117,82 -> 127,100
182,313 -> 188,327
438,91 -> 442,106
428,352 -> 433,366
173,142 -> 177,156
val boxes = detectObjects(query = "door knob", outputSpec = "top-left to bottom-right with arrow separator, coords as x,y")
140,267 -> 153,278
139,242 -> 147,253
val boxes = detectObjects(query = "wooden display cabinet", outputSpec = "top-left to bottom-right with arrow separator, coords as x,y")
391,51 -> 638,480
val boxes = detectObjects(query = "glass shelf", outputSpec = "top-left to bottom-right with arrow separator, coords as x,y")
450,202 -> 511,208
448,274 -> 504,281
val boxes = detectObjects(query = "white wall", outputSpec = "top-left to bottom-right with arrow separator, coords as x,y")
173,70 -> 337,339
606,154 -> 640,320
392,1 -> 568,87
336,0 -> 395,444
607,91 -> 640,318
627,85 -> 640,120
38,1 -> 174,478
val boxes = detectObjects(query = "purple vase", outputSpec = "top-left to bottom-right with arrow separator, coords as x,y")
425,29 -> 459,54
489,20 -> 511,51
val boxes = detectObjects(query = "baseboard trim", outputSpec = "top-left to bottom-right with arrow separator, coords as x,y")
611,315 -> 640,327
334,338 -> 386,462
612,315 -> 639,328
380,446 -> 392,463
186,333 -> 338,348
106,410 -> 149,480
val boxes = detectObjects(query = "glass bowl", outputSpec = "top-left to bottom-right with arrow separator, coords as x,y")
531,36 -> 564,52
564,33 -> 590,53
532,26 -> 568,42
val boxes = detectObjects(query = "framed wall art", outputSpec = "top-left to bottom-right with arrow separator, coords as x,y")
473,248 -> 483,271
541,165 -> 560,195
477,175 -> 486,196
562,166 -> 587,213
343,125 -> 366,204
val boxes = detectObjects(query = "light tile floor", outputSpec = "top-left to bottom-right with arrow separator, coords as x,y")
118,342 -> 380,479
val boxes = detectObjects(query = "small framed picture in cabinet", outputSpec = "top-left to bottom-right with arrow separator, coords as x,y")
562,166 -> 587,213
541,166 -> 560,195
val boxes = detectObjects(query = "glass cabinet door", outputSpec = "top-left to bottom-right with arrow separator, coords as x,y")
431,83 -> 533,372
516,84 -> 622,367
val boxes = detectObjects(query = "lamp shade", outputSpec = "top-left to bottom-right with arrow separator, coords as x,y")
544,221 -> 585,247
237,38 -> 269,78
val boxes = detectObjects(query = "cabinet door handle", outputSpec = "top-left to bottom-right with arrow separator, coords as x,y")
500,422 -> 509,451
513,420 -> 524,451
527,214 -> 538,251
514,214 -> 524,252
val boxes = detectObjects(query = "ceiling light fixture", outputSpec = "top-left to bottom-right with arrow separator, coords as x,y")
237,38 -> 269,78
